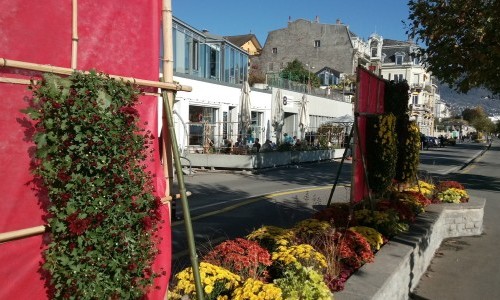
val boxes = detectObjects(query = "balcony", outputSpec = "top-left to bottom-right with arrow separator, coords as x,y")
411,83 -> 424,92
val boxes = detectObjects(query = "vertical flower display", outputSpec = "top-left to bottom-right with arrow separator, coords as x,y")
366,113 -> 398,194
25,72 -> 161,298
395,118 -> 421,183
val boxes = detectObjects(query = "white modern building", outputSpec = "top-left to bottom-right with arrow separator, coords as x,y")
166,17 -> 354,154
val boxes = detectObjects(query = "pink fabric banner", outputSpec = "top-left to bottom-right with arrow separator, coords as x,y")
0,1 -> 170,299
352,67 -> 386,203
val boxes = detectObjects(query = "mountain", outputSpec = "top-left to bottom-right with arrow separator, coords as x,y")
438,84 -> 500,116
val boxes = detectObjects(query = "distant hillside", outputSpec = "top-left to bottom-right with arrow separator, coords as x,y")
439,84 -> 500,116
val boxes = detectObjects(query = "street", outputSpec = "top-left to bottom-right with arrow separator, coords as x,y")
171,142 -> 491,277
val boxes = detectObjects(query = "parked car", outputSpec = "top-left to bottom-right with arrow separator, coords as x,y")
428,136 -> 439,147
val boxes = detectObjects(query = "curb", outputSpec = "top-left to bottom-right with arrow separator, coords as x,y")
336,198 -> 485,300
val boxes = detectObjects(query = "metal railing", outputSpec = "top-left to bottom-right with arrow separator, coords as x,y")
266,74 -> 353,102
183,121 -> 351,154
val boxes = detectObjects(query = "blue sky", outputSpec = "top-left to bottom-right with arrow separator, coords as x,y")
172,0 -> 412,44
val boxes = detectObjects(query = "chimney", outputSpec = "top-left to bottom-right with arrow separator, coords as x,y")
336,19 -> 341,24
288,16 -> 291,23
315,16 -> 320,23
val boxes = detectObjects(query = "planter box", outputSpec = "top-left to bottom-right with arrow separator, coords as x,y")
335,197 -> 485,300
184,149 -> 346,170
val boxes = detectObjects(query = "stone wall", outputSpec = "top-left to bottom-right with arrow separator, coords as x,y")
336,197 -> 485,300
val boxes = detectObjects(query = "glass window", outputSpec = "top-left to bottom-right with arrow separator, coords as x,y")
188,106 -> 217,146
371,47 -> 377,57
192,40 -> 199,72
209,47 -> 219,79
224,46 -> 231,82
314,40 -> 321,48
412,95 -> 419,105
243,56 -> 248,82
272,47 -> 278,54
396,54 -> 403,65
174,29 -> 187,73
230,48 -> 236,83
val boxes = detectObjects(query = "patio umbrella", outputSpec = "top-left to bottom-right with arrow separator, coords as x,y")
265,119 -> 272,141
239,81 -> 252,144
272,88 -> 284,144
299,94 -> 310,140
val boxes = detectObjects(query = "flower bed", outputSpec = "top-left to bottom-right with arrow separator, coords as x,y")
168,180 -> 475,299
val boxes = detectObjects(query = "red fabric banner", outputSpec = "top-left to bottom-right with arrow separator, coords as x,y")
0,1 -> 170,299
352,67 -> 386,203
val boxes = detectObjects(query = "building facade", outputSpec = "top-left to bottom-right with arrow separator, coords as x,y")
167,17 -> 354,154
377,39 -> 438,136
252,18 -> 370,79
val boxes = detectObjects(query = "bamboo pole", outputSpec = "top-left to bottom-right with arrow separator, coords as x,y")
0,58 -> 192,92
71,0 -> 78,69
0,77 -> 31,85
0,225 -> 47,243
0,77 -> 163,96
161,1 -> 203,299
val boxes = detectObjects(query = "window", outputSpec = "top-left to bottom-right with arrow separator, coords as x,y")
192,40 -> 199,71
413,57 -> 419,65
268,62 -> 274,71
396,54 -> 404,65
412,95 -> 419,105
272,47 -> 278,54
388,73 -> 391,80
314,40 -> 321,48
395,74 -> 404,83
371,47 -> 378,57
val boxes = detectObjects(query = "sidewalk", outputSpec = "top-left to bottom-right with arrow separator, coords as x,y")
410,140 -> 500,300
336,141 -> 493,300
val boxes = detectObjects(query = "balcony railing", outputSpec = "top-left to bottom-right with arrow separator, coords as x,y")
266,74 -> 352,102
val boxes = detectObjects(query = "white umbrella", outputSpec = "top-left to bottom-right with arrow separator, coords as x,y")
239,81 -> 252,144
265,119 -> 272,141
299,94 -> 310,140
272,88 -> 284,144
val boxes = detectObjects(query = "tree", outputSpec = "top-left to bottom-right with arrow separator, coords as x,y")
471,117 -> 495,134
461,107 -> 487,123
280,59 -> 320,87
408,0 -> 500,94
461,106 -> 494,133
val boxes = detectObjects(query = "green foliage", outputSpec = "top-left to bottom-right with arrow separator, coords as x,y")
366,114 -> 398,194
461,106 -> 495,133
26,71 -> 161,298
384,80 -> 410,117
408,0 -> 500,94
279,59 -> 320,87
354,209 -> 409,238
274,267 -> 332,300
462,106 -> 487,123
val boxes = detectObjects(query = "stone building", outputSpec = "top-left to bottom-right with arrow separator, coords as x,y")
252,18 -> 371,80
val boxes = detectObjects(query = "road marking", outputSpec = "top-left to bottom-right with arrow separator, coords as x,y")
172,185 -> 338,227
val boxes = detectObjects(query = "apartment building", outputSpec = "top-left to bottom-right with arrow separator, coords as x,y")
377,38 -> 438,135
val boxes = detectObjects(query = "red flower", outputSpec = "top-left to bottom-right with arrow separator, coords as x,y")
203,238 -> 272,279
66,212 -> 90,236
57,171 -> 71,182
436,180 -> 465,192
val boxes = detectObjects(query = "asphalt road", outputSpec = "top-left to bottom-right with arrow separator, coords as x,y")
170,141 -> 491,277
